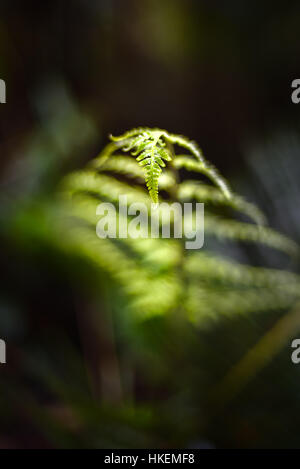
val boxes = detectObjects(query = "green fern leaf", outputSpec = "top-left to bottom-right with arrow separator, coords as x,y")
111,130 -> 171,203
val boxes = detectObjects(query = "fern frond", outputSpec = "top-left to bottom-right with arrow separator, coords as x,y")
119,130 -> 171,204
92,155 -> 145,179
109,127 -> 149,142
104,128 -> 232,202
164,139 -> 231,198
62,171 -> 187,229
58,126 -> 300,329
62,171 -> 150,205
173,156 -> 231,200
90,141 -> 120,169
185,252 -> 300,292
91,154 -> 176,190
205,215 -> 299,257
59,194 -> 181,317
65,192 -> 181,269
186,284 -> 298,324
179,180 -> 266,225
184,253 -> 300,323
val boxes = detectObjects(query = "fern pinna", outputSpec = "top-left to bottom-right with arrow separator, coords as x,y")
6,126 -> 300,443
95,127 -> 231,203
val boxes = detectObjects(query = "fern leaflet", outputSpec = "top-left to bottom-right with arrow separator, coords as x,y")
102,127 -> 232,203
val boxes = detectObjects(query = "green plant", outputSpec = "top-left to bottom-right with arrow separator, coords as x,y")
97,127 -> 231,203
5,127 -> 300,448
58,127 -> 299,322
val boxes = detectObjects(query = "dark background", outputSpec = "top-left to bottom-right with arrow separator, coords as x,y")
1,0 -> 300,175
1,0 -> 300,449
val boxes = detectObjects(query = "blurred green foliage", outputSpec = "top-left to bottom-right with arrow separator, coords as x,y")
1,122 -> 300,448
1,0 -> 300,450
